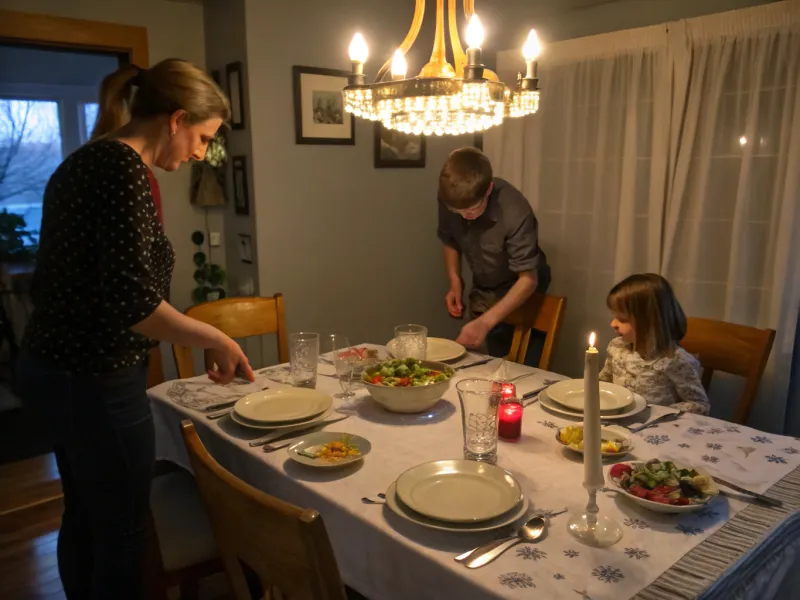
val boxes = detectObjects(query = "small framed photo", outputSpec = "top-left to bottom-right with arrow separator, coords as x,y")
292,65 -> 354,145
210,69 -> 221,87
374,123 -> 426,168
226,62 -> 246,130
238,234 -> 253,264
232,156 -> 249,216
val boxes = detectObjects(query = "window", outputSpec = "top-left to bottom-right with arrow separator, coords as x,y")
0,98 -> 63,237
83,101 -> 99,141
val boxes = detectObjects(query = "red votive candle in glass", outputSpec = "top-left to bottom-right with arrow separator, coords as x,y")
498,398 -> 523,441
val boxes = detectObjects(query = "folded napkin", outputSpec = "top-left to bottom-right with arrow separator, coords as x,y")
165,377 -> 267,410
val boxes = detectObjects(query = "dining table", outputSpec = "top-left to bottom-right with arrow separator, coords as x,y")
147,343 -> 800,600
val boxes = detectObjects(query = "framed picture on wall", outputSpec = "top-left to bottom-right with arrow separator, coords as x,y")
238,234 -> 253,264
226,61 -> 246,130
232,155 -> 249,216
292,65 -> 354,145
374,122 -> 426,168
210,69 -> 221,87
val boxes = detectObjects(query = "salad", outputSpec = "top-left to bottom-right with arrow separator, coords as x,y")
610,459 -> 717,506
363,358 -> 451,387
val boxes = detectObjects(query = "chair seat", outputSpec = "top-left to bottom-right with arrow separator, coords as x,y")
150,468 -> 218,572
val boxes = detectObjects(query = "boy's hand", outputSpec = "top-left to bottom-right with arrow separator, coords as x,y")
456,317 -> 491,349
445,283 -> 464,318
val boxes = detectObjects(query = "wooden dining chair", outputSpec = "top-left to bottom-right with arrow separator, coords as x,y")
502,293 -> 567,370
173,293 -> 288,379
681,317 -> 776,425
180,420 -> 348,600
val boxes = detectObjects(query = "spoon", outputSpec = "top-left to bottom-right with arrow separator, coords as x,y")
360,493 -> 386,505
463,516 -> 546,569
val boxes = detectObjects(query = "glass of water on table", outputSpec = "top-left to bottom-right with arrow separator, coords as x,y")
394,324 -> 427,359
456,379 -> 500,464
289,332 -> 319,388
329,334 -> 357,399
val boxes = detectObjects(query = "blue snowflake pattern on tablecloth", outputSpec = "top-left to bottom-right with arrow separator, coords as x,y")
592,566 -> 624,583
676,524 -> 704,535
498,573 -> 535,589
554,573 -> 565,580
766,454 -> 787,464
688,427 -> 705,435
695,506 -> 720,519
517,547 -> 547,561
701,455 -> 719,464
752,436 -> 773,444
535,507 -> 567,519
624,548 -> 649,560
781,447 -> 799,455
564,549 -> 580,558
725,425 -> 741,433
645,434 -> 670,445
624,518 -> 650,529
538,420 -> 559,429
678,443 -> 691,448
707,427 -> 724,435
706,443 -> 723,450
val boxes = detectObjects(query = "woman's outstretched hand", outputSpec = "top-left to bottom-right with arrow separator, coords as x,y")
207,335 -> 254,384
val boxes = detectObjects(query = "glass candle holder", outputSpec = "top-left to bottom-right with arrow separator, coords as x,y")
498,397 -> 523,441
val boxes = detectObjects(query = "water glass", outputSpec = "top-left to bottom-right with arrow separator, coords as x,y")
329,334 -> 356,399
394,324 -> 427,360
456,379 -> 500,463
289,332 -> 319,388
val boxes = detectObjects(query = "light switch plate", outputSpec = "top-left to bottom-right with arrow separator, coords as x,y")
209,232 -> 221,247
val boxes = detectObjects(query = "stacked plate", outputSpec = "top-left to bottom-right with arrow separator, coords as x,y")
386,337 -> 466,362
231,388 -> 333,430
385,460 -> 529,532
539,379 -> 647,421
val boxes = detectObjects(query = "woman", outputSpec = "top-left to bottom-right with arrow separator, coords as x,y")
16,59 -> 253,599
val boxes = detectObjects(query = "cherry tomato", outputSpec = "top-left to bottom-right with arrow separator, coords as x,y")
371,376 -> 382,384
628,485 -> 649,499
610,463 -> 633,479
397,377 -> 411,387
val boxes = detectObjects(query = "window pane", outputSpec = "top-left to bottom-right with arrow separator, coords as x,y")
83,102 -> 99,141
0,99 -> 62,239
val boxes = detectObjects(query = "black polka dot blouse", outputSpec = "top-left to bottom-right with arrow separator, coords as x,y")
25,140 -> 175,374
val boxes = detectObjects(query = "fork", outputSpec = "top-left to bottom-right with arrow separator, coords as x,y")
361,493 -> 386,505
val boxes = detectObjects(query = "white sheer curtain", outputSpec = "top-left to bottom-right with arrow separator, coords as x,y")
663,3 -> 800,431
486,26 -> 670,377
487,0 -> 800,431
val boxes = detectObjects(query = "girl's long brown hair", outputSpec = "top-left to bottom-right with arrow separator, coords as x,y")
607,273 -> 687,358
91,59 -> 230,140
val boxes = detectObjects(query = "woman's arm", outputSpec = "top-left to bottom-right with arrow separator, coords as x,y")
132,301 -> 253,384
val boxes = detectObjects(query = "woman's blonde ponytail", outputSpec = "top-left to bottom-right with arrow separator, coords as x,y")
90,64 -> 140,141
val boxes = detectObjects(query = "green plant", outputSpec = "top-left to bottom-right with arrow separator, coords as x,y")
191,230 -> 226,304
0,210 -> 37,262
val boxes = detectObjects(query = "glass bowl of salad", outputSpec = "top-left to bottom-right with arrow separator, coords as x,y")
361,358 -> 455,413
609,459 -> 720,513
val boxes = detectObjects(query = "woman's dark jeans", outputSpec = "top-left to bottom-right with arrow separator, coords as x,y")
16,351 -> 154,600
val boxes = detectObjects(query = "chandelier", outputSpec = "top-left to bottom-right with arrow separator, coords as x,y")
342,0 -> 542,136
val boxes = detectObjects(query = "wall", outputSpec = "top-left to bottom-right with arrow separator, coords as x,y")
243,0 -> 474,363
0,0 -> 217,378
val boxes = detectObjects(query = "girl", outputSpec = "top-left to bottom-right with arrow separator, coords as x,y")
599,273 -> 709,415
16,59 -> 254,599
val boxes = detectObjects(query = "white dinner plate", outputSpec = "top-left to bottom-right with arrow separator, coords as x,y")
608,460 -> 720,514
234,388 -> 332,423
395,460 -> 523,523
539,388 -> 647,421
385,482 -> 529,533
386,337 -> 466,363
286,431 -> 371,468
546,379 -> 633,413
229,406 -> 332,430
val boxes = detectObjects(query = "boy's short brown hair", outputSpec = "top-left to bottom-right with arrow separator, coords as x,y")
438,147 -> 493,210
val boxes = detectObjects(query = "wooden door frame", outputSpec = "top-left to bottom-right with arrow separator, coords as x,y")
0,9 -> 149,67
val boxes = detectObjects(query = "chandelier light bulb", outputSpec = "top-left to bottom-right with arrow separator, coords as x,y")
465,14 -> 485,49
391,49 -> 407,79
349,33 -> 368,64
523,29 -> 541,61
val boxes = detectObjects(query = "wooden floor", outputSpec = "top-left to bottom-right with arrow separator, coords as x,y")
0,453 -> 65,600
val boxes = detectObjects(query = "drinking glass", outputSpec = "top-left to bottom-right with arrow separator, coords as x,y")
329,334 -> 356,399
393,324 -> 427,360
289,332 -> 319,388
456,378 -> 500,463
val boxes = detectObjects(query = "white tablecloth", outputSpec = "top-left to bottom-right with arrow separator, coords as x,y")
148,346 -> 800,600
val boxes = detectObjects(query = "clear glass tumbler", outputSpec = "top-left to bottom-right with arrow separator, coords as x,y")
456,378 -> 500,463
329,334 -> 356,399
289,332 -> 319,388
393,324 -> 428,360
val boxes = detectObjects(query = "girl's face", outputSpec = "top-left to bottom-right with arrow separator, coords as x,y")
611,313 -> 635,345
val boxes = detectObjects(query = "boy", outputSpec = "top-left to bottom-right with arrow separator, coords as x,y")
437,147 -> 550,364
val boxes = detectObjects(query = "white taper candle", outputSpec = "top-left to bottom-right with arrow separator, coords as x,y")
583,332 -> 604,489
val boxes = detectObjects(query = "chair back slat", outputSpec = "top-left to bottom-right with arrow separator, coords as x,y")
681,317 -> 775,424
180,421 -> 346,600
503,293 -> 567,370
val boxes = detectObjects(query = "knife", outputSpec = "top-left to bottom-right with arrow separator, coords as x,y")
628,411 -> 684,433
455,358 -> 494,371
248,415 -> 351,447
712,476 -> 783,508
